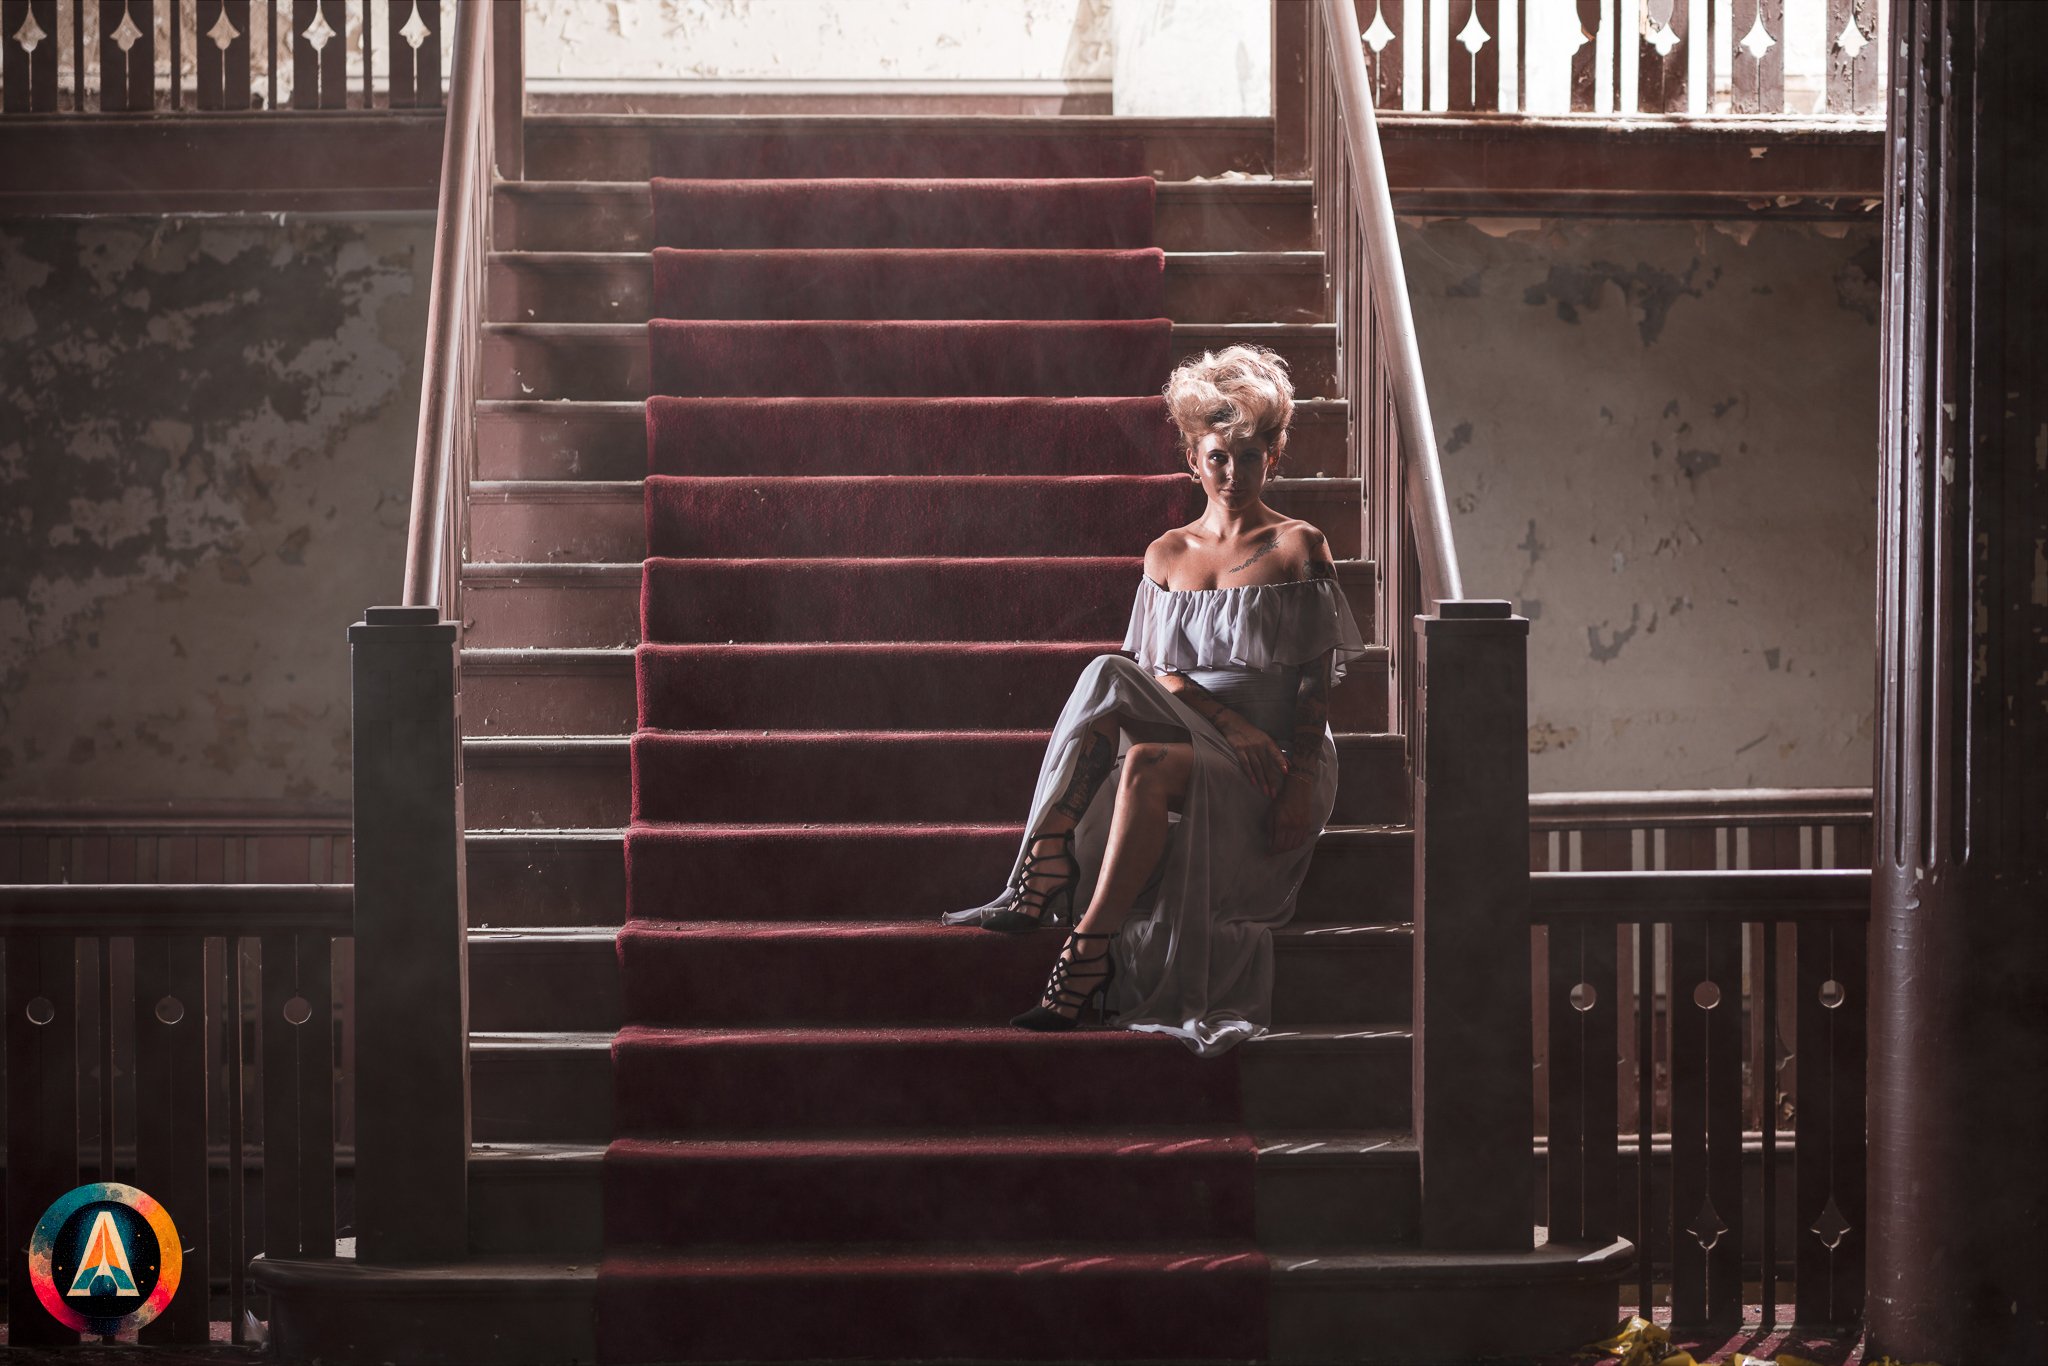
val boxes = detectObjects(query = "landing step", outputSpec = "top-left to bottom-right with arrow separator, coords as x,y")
470,1128 -> 1421,1258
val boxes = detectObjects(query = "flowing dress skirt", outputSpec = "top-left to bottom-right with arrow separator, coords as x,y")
943,654 -> 1338,1056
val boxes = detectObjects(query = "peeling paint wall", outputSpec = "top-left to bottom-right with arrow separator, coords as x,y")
1398,215 -> 1881,791
523,0 -> 1115,83
0,216 -> 429,807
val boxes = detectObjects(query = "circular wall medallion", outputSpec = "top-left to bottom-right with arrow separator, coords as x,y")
27,1182 -> 182,1335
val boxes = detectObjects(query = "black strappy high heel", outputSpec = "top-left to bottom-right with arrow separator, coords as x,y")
981,829 -> 1080,935
1009,928 -> 1118,1031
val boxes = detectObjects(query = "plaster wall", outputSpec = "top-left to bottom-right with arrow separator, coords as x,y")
0,215 -> 430,809
522,0 -> 1114,85
1396,214 -> 1881,792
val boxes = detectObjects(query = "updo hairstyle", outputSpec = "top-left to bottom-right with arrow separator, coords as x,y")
1162,344 -> 1295,467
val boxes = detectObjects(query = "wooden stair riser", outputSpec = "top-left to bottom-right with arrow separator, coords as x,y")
489,251 -> 1325,326
470,477 -> 1364,564
463,732 -> 1407,829
470,1033 -> 1411,1144
474,397 -> 1350,482
496,181 -> 1317,255
464,826 -> 1413,930
521,117 -> 1272,184
480,324 -> 1338,403
467,928 -> 1410,1032
459,646 -> 1389,736
464,557 -> 1377,650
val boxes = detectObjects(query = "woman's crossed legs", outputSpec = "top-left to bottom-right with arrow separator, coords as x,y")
1012,712 -> 1192,1025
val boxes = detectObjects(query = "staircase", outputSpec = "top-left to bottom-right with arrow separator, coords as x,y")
427,113 -> 1620,1364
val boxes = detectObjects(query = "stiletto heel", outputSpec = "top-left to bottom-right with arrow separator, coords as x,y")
1010,928 -> 1118,1031
981,829 -> 1079,935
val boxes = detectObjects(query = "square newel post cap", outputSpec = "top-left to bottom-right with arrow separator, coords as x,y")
1419,599 -> 1529,634
351,605 -> 457,643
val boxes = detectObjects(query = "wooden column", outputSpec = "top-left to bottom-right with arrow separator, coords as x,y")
1868,1 -> 2048,1359
1412,600 -> 1533,1248
349,606 -> 470,1262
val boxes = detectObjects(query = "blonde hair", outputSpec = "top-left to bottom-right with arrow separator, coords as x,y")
1162,344 -> 1295,464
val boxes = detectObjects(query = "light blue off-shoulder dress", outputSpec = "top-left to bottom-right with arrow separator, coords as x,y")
943,575 -> 1370,1056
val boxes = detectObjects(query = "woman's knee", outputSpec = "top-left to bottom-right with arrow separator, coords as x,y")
1121,741 -> 1191,803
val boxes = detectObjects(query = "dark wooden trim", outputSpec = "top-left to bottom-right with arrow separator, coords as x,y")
0,883 -> 354,934
0,112 -> 443,214
1530,787 -> 1874,828
1376,114 -> 1882,214
1531,869 -> 1872,922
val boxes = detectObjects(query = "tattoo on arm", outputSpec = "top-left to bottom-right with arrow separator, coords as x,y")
1226,529 -> 1282,575
1156,671 -> 1248,734
1051,728 -> 1117,822
1287,650 -> 1333,782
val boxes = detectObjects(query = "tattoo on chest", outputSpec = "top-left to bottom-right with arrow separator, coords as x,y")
1226,530 -> 1282,575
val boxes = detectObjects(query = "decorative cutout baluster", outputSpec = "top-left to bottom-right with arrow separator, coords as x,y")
1359,0 -> 1403,110
134,934 -> 212,1344
1730,0 -> 1785,113
388,0 -> 438,107
5,935 -> 79,1345
1446,0 -> 1498,113
1795,919 -> 1867,1325
99,1 -> 156,112
261,931 -> 338,1261
1824,0 -> 1879,115
1702,918 -> 1743,1325
1638,0 -> 1686,113
291,0 -> 344,108
197,1 -> 251,111
2,0 -> 58,111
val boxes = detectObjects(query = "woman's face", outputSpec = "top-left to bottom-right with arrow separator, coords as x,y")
1187,430 -> 1277,510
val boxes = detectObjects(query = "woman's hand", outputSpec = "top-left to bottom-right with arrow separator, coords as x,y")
1266,773 -> 1319,854
1215,710 -> 1288,798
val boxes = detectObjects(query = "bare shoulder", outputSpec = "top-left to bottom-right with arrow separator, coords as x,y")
1144,527 -> 1197,585
1275,519 -> 1338,579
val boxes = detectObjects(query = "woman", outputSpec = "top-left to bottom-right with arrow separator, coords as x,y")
943,345 -> 1369,1056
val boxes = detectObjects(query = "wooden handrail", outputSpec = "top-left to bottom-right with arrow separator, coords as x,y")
1316,0 -> 1462,606
1530,786 -> 1875,828
0,883 -> 354,935
401,0 -> 493,612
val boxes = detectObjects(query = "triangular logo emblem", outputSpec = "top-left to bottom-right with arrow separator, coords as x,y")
65,1210 -> 139,1297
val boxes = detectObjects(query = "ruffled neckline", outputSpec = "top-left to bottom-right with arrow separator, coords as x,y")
1141,576 -> 1335,597
1123,574 -> 1370,682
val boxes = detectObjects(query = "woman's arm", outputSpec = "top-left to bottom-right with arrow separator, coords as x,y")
1282,649 -> 1334,785
1156,670 -> 1289,799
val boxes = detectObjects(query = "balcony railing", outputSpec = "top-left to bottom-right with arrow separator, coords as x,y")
1530,789 -> 1871,1331
1,879 -> 352,1347
0,0 -> 448,112
1351,0 -> 1884,117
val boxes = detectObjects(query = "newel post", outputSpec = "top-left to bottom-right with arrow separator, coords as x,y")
1411,600 -> 1533,1249
349,605 -> 470,1262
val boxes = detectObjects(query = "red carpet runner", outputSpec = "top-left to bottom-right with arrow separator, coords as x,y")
600,146 -> 1269,1363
